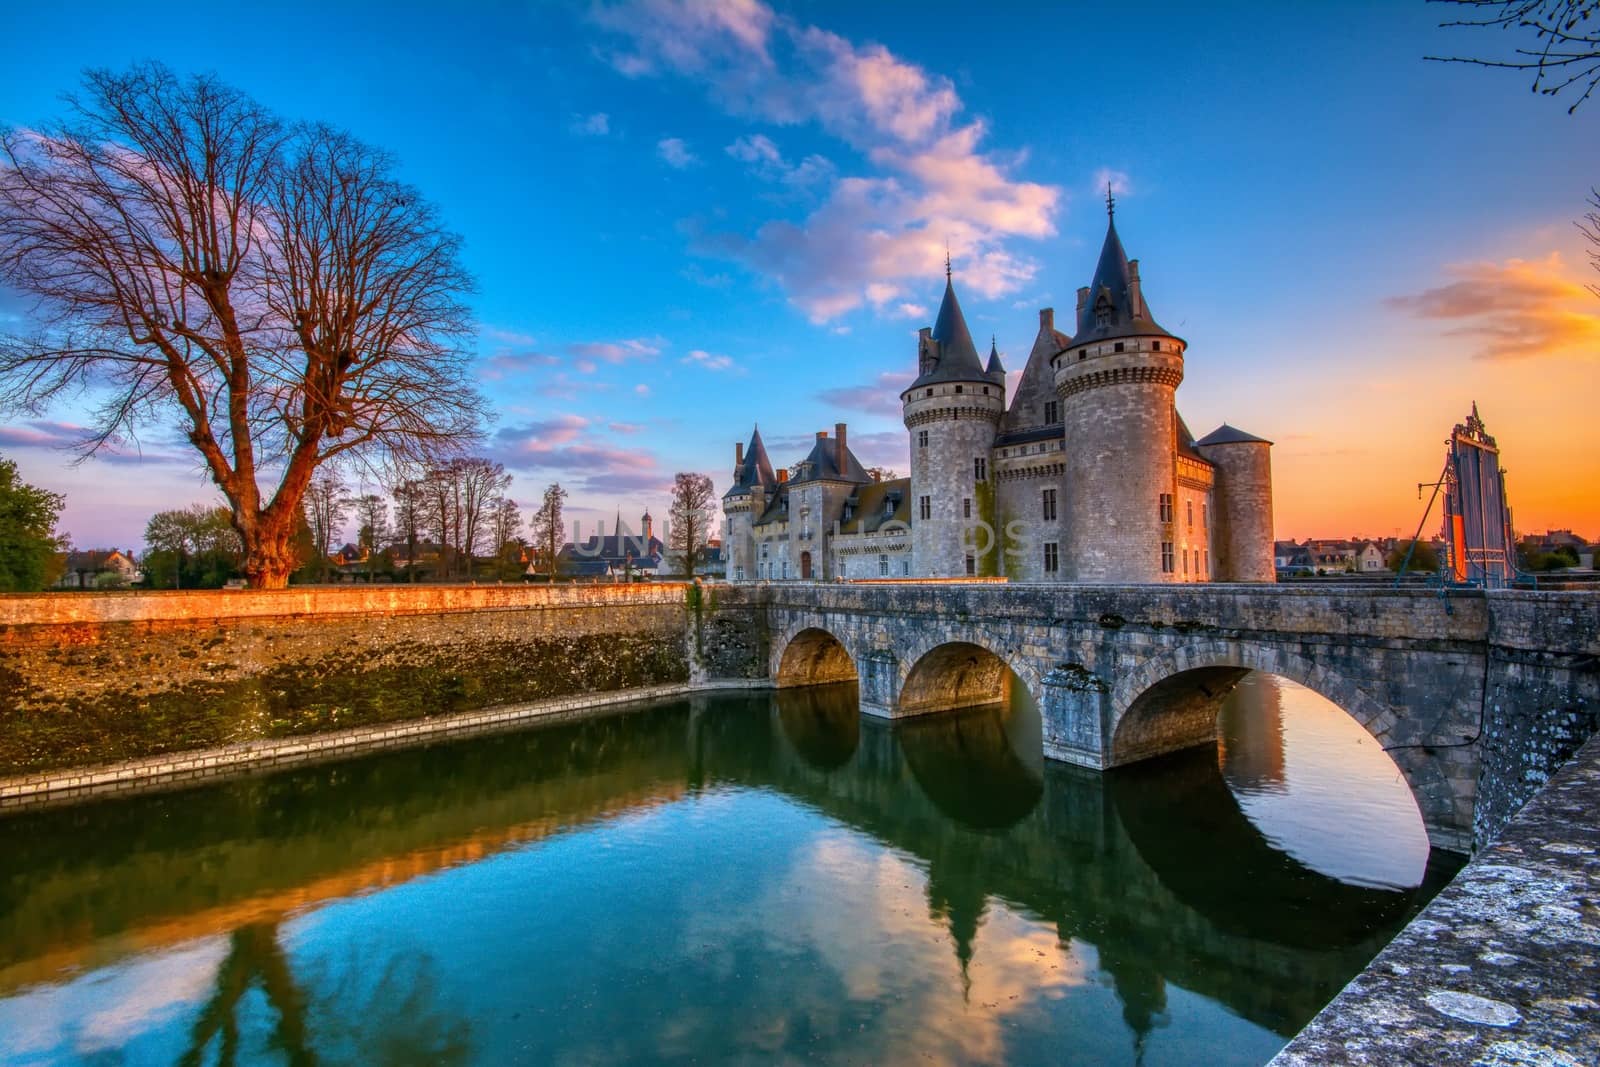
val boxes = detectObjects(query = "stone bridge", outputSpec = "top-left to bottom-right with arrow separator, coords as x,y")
709,582 -> 1600,852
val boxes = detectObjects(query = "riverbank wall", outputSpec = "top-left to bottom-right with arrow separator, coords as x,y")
0,584 -> 767,792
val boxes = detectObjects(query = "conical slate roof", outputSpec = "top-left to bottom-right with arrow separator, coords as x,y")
1072,215 -> 1172,344
909,275 -> 990,389
723,425 -> 778,499
985,337 -> 1005,377
1196,423 -> 1272,447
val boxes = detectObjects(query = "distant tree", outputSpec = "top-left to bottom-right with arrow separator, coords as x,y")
390,476 -> 427,582
0,455 -> 66,591
453,458 -> 510,580
668,472 -> 715,577
865,466 -> 899,482
529,483 -> 567,579
1429,0 -> 1600,113
302,473 -> 349,583
144,504 -> 242,588
1387,540 -> 1442,573
348,493 -> 390,581
490,496 -> 522,554
0,64 -> 484,588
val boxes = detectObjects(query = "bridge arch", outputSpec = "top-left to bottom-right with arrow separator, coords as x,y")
773,624 -> 858,689
1107,638 -> 1461,846
896,632 -> 1041,718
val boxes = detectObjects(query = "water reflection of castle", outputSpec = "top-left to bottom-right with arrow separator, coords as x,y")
1216,674 -> 1288,791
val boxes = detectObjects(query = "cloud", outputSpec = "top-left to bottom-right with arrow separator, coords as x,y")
634,383 -> 651,396
657,137 -> 699,169
1092,168 -> 1132,198
682,348 -> 736,371
1385,252 -> 1600,360
0,419 -> 190,465
682,264 -> 734,289
608,421 -> 645,434
571,112 -> 610,136
814,371 -> 913,417
567,336 -> 666,363
591,0 -> 1060,322
767,428 -> 908,472
491,416 -> 674,495
726,134 -> 835,186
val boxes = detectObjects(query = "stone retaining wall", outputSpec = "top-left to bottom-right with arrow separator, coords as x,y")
0,584 -> 766,780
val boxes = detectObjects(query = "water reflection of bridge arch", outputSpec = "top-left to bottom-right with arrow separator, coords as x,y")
1107,639 -> 1453,841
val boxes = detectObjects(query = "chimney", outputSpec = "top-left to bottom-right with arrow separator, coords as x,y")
918,327 -> 936,375
777,469 -> 788,484
1128,260 -> 1142,318
835,423 -> 847,473
1039,307 -> 1054,333
735,441 -> 744,466
1075,287 -> 1090,314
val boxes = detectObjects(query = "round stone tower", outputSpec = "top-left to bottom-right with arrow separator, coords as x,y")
721,426 -> 775,582
1054,200 -> 1186,583
1195,425 -> 1275,582
903,269 -> 1006,577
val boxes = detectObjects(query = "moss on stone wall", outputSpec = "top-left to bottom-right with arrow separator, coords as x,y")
974,479 -> 1000,577
0,631 -> 688,776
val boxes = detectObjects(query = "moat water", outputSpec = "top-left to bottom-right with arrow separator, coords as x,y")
0,675 -> 1461,1066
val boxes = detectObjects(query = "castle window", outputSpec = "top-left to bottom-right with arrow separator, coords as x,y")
1204,549 -> 1209,576
1159,493 -> 1174,524
1161,542 -> 1175,573
879,554 -> 889,577
926,389 -> 933,398
963,498 -> 972,519
781,561 -> 788,579
1078,350 -> 1086,361
1043,542 -> 1059,574
1152,340 -> 1162,351
1186,500 -> 1194,529
965,554 -> 976,575
919,496 -> 931,521
974,457 -> 987,482
1042,488 -> 1057,521
1114,342 -> 1125,353
1044,400 -> 1059,423
955,385 -> 963,394
760,543 -> 769,559
982,386 -> 989,395
1094,296 -> 1112,328
902,560 -> 911,576
1183,549 -> 1189,575
1203,504 -> 1208,529
918,430 -> 929,448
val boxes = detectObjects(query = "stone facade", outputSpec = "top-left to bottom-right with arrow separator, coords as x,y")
723,208 -> 1275,585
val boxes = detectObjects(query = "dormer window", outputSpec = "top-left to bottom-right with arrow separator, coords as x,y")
1093,293 -> 1113,328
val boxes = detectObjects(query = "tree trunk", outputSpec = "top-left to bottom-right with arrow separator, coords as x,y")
241,513 -> 298,589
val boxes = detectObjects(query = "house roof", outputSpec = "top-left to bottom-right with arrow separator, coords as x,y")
1196,423 -> 1273,447
1070,212 -> 1174,345
838,477 -> 912,536
558,533 -> 664,565
789,433 -> 871,485
1175,411 -> 1212,464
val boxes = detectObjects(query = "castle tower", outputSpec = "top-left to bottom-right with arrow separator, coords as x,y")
902,266 -> 1006,577
721,426 -> 775,581
1054,198 -> 1186,583
1196,424 -> 1275,582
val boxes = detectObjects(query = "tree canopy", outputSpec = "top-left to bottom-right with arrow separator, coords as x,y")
0,455 -> 66,591
0,63 -> 485,587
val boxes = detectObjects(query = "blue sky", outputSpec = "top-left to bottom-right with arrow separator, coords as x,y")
2,0 -> 1597,549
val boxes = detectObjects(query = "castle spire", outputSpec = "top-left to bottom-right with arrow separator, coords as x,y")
986,335 -> 1005,377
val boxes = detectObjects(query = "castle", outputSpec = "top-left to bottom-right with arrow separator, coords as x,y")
723,204 -> 1275,584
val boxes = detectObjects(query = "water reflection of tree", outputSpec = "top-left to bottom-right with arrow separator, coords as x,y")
178,921 -> 471,1066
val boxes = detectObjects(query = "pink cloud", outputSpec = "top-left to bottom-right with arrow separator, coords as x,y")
568,337 -> 665,362
591,0 -> 1061,322
815,371 -> 913,417
1386,253 -> 1600,360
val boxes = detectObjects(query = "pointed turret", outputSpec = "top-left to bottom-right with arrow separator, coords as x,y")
985,336 -> 1005,379
723,425 -> 777,499
907,274 -> 989,390
1072,200 -> 1172,345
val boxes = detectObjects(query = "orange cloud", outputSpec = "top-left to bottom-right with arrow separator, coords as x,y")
1386,252 -> 1600,360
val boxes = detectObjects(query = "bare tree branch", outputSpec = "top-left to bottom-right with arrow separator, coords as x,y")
1427,0 -> 1600,112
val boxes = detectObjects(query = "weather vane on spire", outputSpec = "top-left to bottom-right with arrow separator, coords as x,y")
945,239 -> 952,280
1106,182 -> 1116,218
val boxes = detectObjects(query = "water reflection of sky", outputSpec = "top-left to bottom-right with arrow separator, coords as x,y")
0,680 -> 1437,1066
1219,675 -> 1429,890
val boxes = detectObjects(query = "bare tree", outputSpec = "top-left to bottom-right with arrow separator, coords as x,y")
1429,0 -> 1600,112
303,473 -> 348,582
1582,188 -> 1600,296
0,64 -> 484,587
489,495 -> 521,553
529,482 -> 566,580
668,472 -> 714,578
453,457 -> 510,580
422,464 -> 462,579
